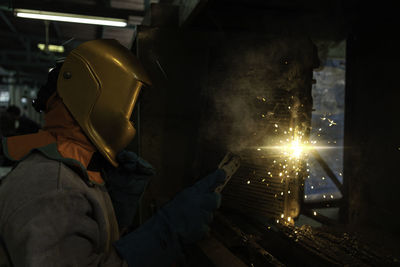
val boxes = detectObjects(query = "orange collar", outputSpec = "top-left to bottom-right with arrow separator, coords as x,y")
4,94 -> 104,185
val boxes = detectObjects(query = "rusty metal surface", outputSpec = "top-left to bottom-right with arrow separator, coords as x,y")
278,224 -> 399,266
211,212 -> 286,267
214,210 -> 399,266
217,213 -> 285,267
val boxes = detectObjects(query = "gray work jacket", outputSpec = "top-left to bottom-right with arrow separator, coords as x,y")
0,151 -> 128,266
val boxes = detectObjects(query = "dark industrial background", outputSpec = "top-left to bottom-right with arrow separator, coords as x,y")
1,0 -> 399,266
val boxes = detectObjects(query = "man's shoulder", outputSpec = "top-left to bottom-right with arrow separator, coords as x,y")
0,153 -> 89,217
2,152 -> 89,191
1,152 -> 60,192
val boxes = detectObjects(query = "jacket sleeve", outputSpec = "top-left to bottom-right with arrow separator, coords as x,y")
2,190 -> 128,267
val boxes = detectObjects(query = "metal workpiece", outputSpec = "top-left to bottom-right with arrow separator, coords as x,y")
191,33 -> 316,226
216,152 -> 241,193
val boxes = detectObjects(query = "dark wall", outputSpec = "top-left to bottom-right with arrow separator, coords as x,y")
344,4 -> 400,253
136,27 -> 211,206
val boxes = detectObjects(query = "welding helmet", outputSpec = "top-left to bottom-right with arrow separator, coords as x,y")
57,39 -> 151,167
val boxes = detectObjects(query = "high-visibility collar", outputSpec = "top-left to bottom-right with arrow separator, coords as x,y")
2,94 -> 104,185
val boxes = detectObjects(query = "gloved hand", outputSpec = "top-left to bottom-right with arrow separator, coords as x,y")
114,169 -> 226,267
160,168 -> 226,244
106,150 -> 155,229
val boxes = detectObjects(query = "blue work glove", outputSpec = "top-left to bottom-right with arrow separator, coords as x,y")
106,150 -> 155,229
114,169 -> 226,267
161,169 -> 226,244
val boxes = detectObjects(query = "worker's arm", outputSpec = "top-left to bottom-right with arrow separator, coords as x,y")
3,190 -> 128,267
114,169 -> 226,266
105,150 -> 155,230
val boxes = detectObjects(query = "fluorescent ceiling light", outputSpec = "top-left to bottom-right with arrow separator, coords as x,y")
15,9 -> 127,27
37,43 -> 65,53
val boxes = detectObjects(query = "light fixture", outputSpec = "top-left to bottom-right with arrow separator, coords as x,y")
0,91 -> 10,102
14,9 -> 127,27
20,96 -> 28,105
38,43 -> 65,53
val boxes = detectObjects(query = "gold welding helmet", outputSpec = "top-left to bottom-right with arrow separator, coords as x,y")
57,39 -> 151,167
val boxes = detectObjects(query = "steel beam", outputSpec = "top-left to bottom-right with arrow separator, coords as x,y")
0,31 -> 83,47
52,22 -> 62,39
96,25 -> 104,39
0,10 -> 28,49
302,207 -> 340,226
0,50 -> 56,61
303,199 -> 342,209
173,0 -> 208,27
0,10 -> 17,33
0,61 -> 53,68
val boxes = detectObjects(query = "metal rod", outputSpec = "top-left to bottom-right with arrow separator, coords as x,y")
303,199 -> 342,209
0,10 -> 17,33
0,10 -> 28,50
302,207 -> 340,226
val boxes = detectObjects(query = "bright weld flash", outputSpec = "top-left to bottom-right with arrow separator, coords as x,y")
288,139 -> 303,158
275,138 -> 310,159
258,143 -> 336,158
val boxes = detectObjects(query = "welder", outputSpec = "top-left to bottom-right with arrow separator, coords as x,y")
0,39 -> 225,266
